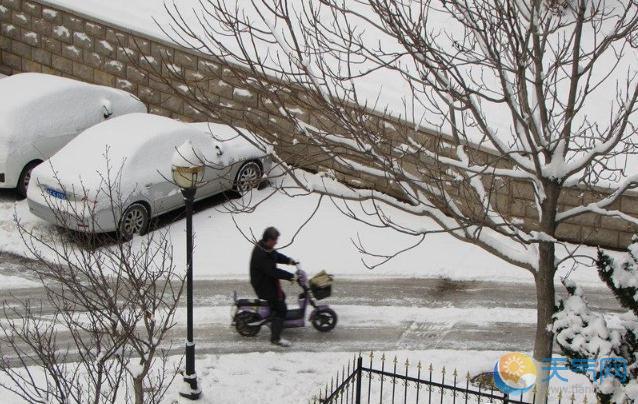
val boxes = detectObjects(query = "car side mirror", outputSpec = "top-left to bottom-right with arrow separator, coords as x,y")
103,104 -> 113,119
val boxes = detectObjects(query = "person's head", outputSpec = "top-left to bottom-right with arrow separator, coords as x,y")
261,226 -> 280,250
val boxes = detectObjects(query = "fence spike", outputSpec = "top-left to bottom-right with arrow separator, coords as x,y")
369,351 -> 374,360
428,363 -> 433,372
453,368 -> 458,377
583,396 -> 588,404
466,371 -> 471,381
442,366 -> 446,375
570,392 -> 576,402
417,361 -> 422,370
381,353 -> 386,363
558,390 -> 563,400
393,355 -> 398,365
405,358 -> 410,368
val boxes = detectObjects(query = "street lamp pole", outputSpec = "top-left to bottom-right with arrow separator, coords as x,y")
172,140 -> 204,400
181,186 -> 200,400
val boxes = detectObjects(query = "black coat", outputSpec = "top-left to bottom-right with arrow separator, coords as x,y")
250,241 -> 294,301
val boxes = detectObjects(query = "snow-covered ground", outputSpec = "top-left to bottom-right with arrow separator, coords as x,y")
0,349 -> 597,403
0,173 -> 606,286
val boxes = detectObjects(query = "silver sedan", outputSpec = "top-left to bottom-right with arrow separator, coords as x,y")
27,113 -> 271,238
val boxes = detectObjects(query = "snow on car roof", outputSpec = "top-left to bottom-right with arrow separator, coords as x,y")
0,73 -> 136,142
0,73 -> 89,112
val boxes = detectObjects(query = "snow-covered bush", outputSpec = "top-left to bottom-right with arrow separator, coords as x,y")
553,242 -> 638,403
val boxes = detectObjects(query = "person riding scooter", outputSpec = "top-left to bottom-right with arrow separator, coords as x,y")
249,226 -> 298,347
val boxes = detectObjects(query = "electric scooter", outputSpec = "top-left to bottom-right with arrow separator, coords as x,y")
231,265 -> 337,336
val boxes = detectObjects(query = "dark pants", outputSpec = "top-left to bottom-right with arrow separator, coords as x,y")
268,299 -> 287,343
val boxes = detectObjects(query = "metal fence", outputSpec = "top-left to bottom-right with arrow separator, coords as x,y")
310,353 -> 591,404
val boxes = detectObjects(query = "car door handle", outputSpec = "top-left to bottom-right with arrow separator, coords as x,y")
144,183 -> 152,188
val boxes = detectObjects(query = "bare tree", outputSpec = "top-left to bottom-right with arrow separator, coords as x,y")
141,0 -> 638,401
0,160 -> 184,404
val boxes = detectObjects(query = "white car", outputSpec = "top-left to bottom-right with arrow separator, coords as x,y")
27,113 -> 271,238
0,73 -> 147,196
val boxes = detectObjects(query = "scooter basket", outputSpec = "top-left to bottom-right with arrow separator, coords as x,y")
309,271 -> 333,300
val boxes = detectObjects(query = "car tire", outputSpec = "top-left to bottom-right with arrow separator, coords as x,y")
17,161 -> 41,198
118,203 -> 150,240
233,161 -> 263,195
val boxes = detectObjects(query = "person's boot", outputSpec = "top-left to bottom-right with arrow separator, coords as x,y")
271,338 -> 292,347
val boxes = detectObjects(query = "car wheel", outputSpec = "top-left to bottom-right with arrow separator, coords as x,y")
118,203 -> 150,240
233,161 -> 263,194
17,161 -> 41,198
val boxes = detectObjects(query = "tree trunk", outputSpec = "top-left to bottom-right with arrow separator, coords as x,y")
532,181 -> 559,404
533,243 -> 556,404
133,376 -> 144,404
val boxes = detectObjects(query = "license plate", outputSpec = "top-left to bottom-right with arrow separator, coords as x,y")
45,187 -> 66,200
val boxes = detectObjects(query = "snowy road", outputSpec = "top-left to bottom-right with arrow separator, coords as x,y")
0,252 -> 618,362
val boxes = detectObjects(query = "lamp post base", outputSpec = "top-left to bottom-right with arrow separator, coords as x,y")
179,372 -> 201,400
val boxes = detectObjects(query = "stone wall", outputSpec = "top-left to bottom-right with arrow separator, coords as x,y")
1,0 -> 637,249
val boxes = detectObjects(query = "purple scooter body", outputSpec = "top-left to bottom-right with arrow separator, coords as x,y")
231,267 -> 337,336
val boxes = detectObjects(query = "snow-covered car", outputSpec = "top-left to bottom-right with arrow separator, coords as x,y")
0,73 -> 147,196
27,113 -> 271,238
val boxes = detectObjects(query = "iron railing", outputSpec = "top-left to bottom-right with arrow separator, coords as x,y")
310,353 -> 591,404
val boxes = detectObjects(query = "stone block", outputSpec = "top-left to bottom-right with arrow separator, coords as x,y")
42,36 -> 60,53
1,22 -> 19,39
161,93 -> 183,114
126,64 -> 147,84
150,41 -> 173,61
582,227 -> 620,249
73,31 -> 92,49
149,105 -> 171,117
40,65 -> 58,75
115,78 -> 135,92
138,85 -> 160,104
31,17 -> 50,35
128,36 -> 149,54
1,51 -> 20,69
11,40 -> 31,58
139,54 -> 160,72
83,51 -> 102,69
61,44 -> 82,61
0,0 -> 20,10
174,50 -> 196,69
41,7 -> 61,24
105,28 -> 127,46
209,78 -> 234,99
116,46 -> 137,63
94,39 -> 114,57
0,4 -> 10,21
621,195 -> 638,215
52,24 -> 71,43
21,29 -> 38,46
84,21 -> 104,38
11,10 -> 30,28
22,58 -> 42,72
555,223 -> 581,242
103,59 -> 125,77
62,14 -> 83,32
0,35 -> 9,50
197,58 -> 220,77
73,61 -> 93,81
93,69 -> 114,86
22,1 -> 41,17
32,47 -> 51,65
51,54 -> 72,74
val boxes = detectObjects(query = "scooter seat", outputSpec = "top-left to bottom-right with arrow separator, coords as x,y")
236,298 -> 270,307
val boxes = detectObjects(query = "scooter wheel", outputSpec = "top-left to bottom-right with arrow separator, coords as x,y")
311,308 -> 338,332
234,311 -> 261,337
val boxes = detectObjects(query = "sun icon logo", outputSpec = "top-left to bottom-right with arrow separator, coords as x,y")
493,352 -> 537,395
